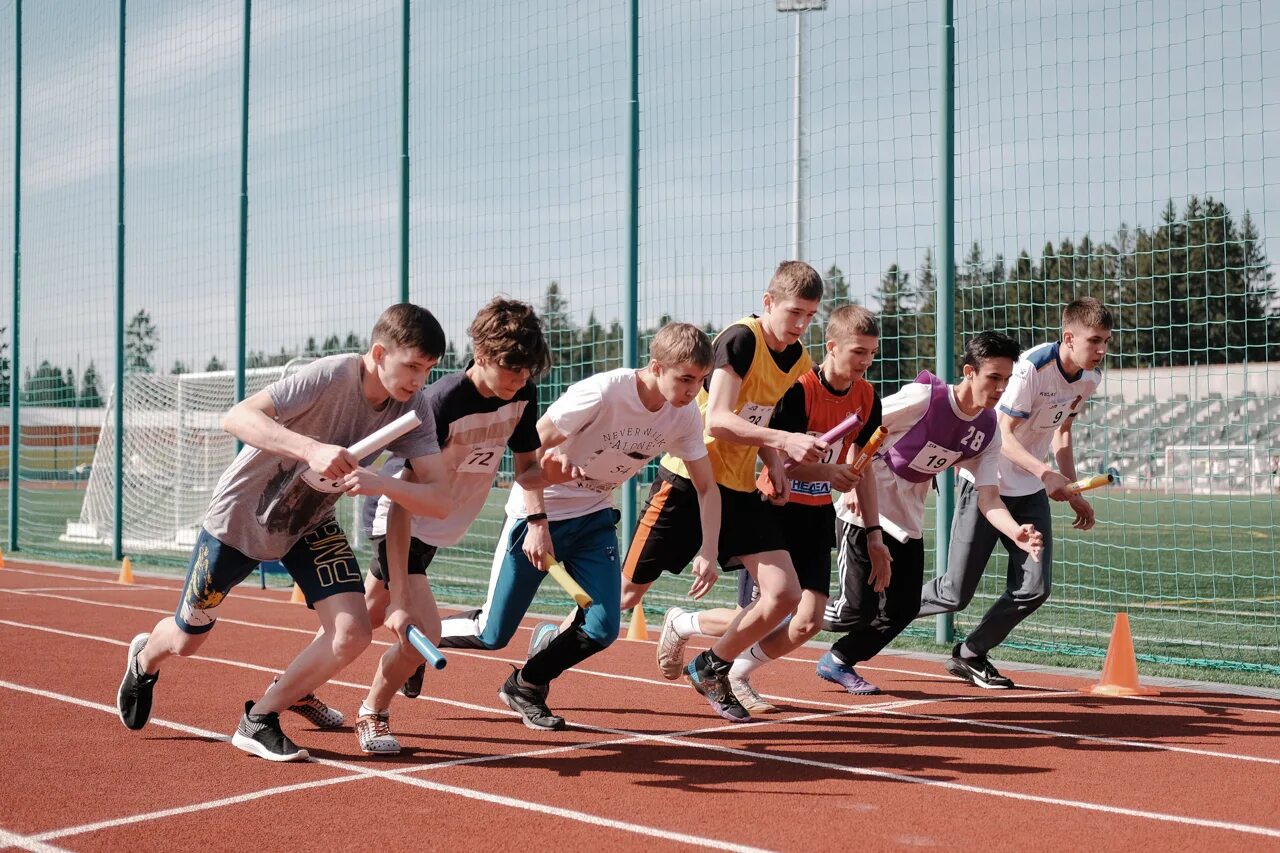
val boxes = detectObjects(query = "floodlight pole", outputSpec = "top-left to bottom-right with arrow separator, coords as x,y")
778,1 -> 825,261
791,10 -> 805,261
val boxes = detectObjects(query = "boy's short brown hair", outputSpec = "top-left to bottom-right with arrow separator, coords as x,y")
372,303 -> 447,359
468,297 -> 552,378
1062,297 -> 1113,331
766,260 -> 824,302
826,304 -> 879,342
649,322 -> 712,369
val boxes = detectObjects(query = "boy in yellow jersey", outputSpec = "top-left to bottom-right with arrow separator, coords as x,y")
619,261 -> 827,722
684,305 -> 888,712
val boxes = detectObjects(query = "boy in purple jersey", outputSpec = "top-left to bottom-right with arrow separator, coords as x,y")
916,299 -> 1111,688
818,332 -> 1044,695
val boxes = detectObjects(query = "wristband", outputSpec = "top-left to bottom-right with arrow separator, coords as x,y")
864,525 -> 883,535
525,512 -> 548,523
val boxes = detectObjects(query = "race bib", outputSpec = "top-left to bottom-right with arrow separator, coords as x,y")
907,440 -> 962,475
457,444 -> 504,474
1032,402 -> 1071,431
810,430 -> 843,465
581,447 -> 648,483
738,402 -> 775,427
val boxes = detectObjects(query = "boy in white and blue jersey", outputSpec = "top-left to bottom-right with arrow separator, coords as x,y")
917,298 -> 1112,688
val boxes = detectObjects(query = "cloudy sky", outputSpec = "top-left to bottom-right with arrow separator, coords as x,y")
0,0 -> 1275,383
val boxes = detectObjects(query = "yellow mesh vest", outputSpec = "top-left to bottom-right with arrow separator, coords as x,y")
661,317 -> 813,492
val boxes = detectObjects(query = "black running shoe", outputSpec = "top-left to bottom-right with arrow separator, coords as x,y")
117,633 -> 159,730
945,643 -> 1015,689
401,663 -> 427,699
498,668 -> 566,731
686,651 -> 751,722
231,700 -> 310,762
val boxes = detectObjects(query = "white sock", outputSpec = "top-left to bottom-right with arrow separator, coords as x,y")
358,702 -> 387,718
959,643 -> 980,661
729,643 -> 772,678
672,611 -> 702,638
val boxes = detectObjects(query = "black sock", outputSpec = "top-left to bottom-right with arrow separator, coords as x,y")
522,623 -> 606,685
702,650 -> 731,673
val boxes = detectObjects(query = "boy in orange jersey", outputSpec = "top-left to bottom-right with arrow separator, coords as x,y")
663,304 -> 890,712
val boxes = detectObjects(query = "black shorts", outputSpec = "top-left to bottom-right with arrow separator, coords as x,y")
735,502 -> 834,603
368,536 -> 439,587
622,470 -> 789,586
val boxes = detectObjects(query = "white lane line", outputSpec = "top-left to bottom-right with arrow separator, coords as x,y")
0,828 -> 74,853
4,620 -> 1280,842
0,679 -> 773,853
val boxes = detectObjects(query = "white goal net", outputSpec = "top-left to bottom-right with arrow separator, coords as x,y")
61,362 -> 311,553
1163,444 -> 1270,495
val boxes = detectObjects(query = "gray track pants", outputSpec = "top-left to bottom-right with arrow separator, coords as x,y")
917,480 -> 1053,656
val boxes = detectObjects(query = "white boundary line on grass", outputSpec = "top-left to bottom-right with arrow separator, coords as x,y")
3,620 -> 1280,843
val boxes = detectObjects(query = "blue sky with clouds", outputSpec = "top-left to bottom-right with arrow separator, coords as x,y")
0,0 -> 1276,381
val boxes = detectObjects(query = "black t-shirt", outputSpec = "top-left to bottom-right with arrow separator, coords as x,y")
425,367 -> 540,453
770,366 -> 883,450
710,320 -> 807,389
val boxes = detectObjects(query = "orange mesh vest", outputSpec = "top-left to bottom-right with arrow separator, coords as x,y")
787,368 -> 877,506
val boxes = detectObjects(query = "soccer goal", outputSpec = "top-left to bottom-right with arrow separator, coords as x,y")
60,361 -> 311,553
1163,444 -> 1269,495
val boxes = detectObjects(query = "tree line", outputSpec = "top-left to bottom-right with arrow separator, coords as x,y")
5,196 -> 1277,406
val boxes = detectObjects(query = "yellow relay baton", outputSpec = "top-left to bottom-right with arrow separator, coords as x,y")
1066,472 -> 1115,494
546,559 -> 592,608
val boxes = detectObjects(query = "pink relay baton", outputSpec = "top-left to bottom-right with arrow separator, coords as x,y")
781,412 -> 863,472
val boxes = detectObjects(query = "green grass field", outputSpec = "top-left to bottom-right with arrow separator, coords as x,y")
3,482 -> 1277,688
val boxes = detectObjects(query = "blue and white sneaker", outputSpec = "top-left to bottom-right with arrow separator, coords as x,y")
816,652 -> 880,695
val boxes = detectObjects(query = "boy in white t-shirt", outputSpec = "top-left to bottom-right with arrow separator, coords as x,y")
917,299 -> 1111,688
437,323 -> 721,731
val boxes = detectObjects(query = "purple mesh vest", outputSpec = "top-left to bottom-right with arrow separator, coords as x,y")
882,371 -> 997,483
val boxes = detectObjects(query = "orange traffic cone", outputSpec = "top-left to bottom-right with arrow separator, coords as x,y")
0,548 -> 5,568
626,602 -> 648,641
290,583 -> 306,604
117,556 -> 134,585
1090,612 -> 1152,696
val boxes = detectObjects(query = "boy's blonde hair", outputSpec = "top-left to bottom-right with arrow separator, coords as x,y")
826,304 -> 879,342
766,260 -> 824,302
649,322 -> 712,369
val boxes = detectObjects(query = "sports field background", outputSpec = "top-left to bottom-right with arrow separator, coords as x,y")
0,1 -> 1277,687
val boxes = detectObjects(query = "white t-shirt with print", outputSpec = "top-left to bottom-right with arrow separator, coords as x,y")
506,368 -> 708,521
836,381 -> 1002,543
961,341 -> 1101,497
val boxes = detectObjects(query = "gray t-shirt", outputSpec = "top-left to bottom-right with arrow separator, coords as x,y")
203,354 -> 439,560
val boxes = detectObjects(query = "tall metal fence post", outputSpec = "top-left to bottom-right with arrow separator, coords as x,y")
8,0 -> 21,553
112,0 -> 127,561
235,0 -> 251,438
399,0 -> 410,305
934,0 -> 956,645
621,0 -> 640,558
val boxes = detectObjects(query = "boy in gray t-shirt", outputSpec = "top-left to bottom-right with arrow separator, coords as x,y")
116,304 -> 453,762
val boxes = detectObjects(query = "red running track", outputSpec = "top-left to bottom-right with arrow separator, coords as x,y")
1,558 -> 1279,852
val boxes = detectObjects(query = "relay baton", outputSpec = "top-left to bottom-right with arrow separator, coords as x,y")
849,426 -> 889,476
406,625 -> 447,670
782,412 -> 863,472
1066,472 -> 1115,494
301,411 -> 423,493
546,559 -> 592,608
